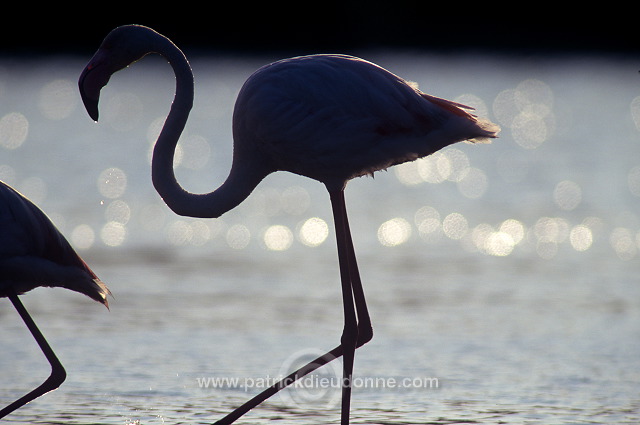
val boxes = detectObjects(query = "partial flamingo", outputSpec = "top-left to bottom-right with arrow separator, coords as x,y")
79,24 -> 498,424
0,181 -> 110,419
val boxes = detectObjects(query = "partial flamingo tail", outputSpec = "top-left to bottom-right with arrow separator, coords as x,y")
421,93 -> 500,143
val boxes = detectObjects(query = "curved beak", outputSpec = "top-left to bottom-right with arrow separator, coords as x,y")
78,51 -> 110,122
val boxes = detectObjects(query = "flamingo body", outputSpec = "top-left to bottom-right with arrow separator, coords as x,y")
234,54 -> 496,190
79,24 -> 498,425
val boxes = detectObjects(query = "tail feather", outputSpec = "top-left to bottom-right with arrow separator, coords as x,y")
92,278 -> 112,309
421,93 -> 500,143
421,93 -> 476,118
470,118 -> 501,143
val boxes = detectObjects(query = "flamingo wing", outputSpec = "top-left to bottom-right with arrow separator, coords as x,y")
0,181 -> 109,305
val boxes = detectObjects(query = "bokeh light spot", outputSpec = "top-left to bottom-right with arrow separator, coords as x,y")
570,225 -> 593,252
493,79 -> 554,150
264,225 -> 294,251
630,96 -> 640,131
101,221 -> 127,247
0,112 -> 28,149
377,217 -> 412,247
417,152 -> 450,183
190,220 -> 211,246
485,232 -> 515,257
628,166 -> 640,197
610,227 -> 637,260
98,167 -> 127,199
103,92 -> 143,132
281,186 -> 311,215
298,217 -> 329,247
105,199 -> 131,224
534,216 -> 569,243
167,220 -> 192,246
176,134 -> 211,170
414,206 -> 442,243
0,164 -> 16,184
395,161 -> 424,186
457,167 -> 488,199
139,203 -> 167,232
226,224 -> 251,250
554,180 -> 582,211
514,79 -> 554,112
442,148 -> 470,182
500,219 -> 525,245
38,79 -> 77,120
511,111 -> 549,149
71,224 -> 95,250
442,213 -> 468,240
18,176 -> 47,205
454,93 -> 489,118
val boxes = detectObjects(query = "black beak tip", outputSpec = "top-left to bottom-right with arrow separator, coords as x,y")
79,92 -> 100,122
78,67 -> 102,122
88,105 -> 100,122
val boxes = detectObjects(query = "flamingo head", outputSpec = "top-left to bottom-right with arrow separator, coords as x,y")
79,25 -> 160,121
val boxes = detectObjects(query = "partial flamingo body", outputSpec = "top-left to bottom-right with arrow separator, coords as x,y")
79,24 -> 498,424
0,181 -> 110,419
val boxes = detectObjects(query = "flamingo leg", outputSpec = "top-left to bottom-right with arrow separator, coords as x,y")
213,345 -> 343,425
213,189 -> 372,425
339,190 -> 373,348
332,190 -> 357,425
0,291 -> 67,419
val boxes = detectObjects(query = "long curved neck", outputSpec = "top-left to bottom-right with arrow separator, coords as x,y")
149,36 -> 265,218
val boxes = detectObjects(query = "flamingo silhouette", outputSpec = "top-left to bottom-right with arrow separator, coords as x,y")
79,24 -> 498,424
0,181 -> 110,419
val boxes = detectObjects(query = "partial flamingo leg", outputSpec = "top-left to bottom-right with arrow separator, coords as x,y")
0,291 -> 67,419
330,188 -> 373,425
213,345 -> 343,425
333,189 -> 357,424
213,189 -> 372,425
338,189 -> 373,349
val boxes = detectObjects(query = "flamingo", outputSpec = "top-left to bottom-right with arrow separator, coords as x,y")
78,24 -> 499,424
0,181 -> 110,419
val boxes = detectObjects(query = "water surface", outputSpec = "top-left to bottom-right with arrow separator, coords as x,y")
1,51 -> 639,424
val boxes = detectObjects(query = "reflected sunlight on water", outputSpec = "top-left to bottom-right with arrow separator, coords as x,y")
1,56 -> 637,262
1,53 -> 639,424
